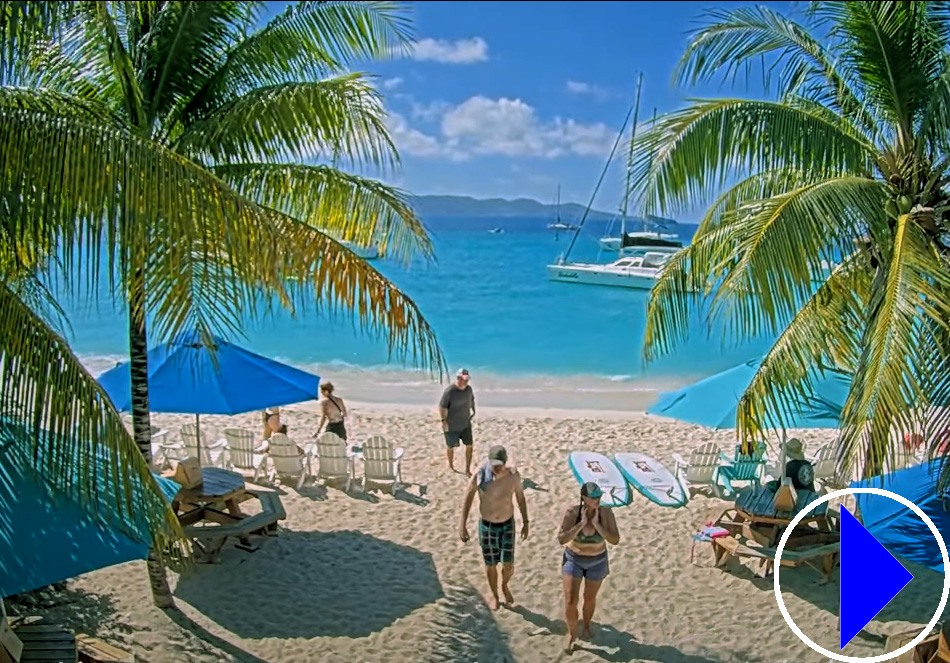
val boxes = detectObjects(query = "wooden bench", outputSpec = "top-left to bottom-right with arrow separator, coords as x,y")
76,635 -> 133,663
183,488 -> 286,563
713,534 -> 840,583
11,622 -> 77,663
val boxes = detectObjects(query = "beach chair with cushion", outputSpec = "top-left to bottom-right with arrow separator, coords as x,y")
266,432 -> 313,489
672,442 -> 724,498
717,442 -> 766,497
223,427 -> 268,480
313,431 -> 355,492
180,423 -> 231,469
361,435 -> 405,492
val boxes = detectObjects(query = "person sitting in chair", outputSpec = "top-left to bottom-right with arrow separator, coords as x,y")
783,438 -> 815,492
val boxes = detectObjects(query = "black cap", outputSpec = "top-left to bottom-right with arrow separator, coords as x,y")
488,445 -> 507,466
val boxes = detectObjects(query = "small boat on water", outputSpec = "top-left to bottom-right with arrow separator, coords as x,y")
546,74 -> 677,291
488,227 -> 504,234
547,251 -> 676,290
547,185 -> 580,232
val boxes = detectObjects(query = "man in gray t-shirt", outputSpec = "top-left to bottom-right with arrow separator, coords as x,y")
440,368 -> 476,474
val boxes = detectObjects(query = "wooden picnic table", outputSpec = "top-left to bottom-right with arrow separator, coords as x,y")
171,467 -> 285,563
709,485 -> 841,582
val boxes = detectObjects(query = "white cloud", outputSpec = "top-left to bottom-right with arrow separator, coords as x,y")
385,96 -> 616,161
381,77 -> 403,90
406,37 -> 488,64
566,80 -> 615,101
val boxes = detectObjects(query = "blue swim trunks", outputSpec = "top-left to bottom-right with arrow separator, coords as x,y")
562,548 -> 609,581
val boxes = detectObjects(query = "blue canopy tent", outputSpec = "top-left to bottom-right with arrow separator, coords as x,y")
647,358 -> 851,430
0,421 -> 181,598
97,331 -> 321,457
852,461 -> 950,574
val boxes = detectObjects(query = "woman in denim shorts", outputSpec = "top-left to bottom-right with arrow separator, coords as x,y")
557,481 -> 621,652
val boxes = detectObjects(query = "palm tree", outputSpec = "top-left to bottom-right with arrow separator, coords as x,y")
631,1 -> 950,480
0,1 -> 444,608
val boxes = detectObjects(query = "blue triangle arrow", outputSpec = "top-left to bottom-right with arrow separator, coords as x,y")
840,506 -> 914,649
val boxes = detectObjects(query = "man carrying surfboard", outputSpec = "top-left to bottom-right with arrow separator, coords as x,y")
458,445 -> 530,610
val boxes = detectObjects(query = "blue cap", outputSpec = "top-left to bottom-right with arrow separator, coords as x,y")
581,481 -> 603,498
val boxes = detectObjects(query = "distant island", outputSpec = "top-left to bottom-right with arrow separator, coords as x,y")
408,194 -> 677,226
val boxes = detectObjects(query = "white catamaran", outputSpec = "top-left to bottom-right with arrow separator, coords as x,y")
547,75 -> 682,291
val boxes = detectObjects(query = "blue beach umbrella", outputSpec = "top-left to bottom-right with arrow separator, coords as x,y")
852,461 -> 950,574
0,422 -> 181,598
98,331 -> 321,416
647,358 -> 850,430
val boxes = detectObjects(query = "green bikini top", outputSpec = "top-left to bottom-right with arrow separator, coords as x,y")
574,507 -> 604,544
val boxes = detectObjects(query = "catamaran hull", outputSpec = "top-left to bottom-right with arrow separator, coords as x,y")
545,265 -> 658,290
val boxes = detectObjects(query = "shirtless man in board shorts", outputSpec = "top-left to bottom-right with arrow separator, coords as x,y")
458,445 -> 529,610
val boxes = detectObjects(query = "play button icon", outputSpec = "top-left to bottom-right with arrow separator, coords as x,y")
773,487 -> 950,663
839,506 -> 914,648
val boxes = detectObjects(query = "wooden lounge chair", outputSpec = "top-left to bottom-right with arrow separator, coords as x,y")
718,442 -> 766,497
360,435 -> 405,493
313,431 -> 355,492
180,423 -> 231,469
672,442 -> 724,498
223,427 -> 267,480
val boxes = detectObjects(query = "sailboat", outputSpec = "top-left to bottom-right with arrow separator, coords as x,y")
599,109 -> 681,255
547,185 -> 579,232
546,75 -> 681,290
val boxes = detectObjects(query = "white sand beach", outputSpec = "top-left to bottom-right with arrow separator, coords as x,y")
10,400 -> 945,663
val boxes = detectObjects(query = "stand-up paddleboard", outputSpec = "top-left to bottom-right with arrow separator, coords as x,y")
614,452 -> 688,508
568,451 -> 630,507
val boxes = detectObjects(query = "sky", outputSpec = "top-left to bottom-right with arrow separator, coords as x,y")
269,0 -> 798,222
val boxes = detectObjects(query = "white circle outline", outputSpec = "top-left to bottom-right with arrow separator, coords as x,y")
773,487 -> 950,662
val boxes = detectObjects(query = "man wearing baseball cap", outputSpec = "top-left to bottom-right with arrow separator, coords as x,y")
438,368 -> 476,474
459,445 -> 529,610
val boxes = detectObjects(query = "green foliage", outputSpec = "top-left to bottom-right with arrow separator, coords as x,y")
634,0 -> 950,479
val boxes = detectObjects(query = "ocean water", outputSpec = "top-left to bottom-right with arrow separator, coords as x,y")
56,216 -> 776,410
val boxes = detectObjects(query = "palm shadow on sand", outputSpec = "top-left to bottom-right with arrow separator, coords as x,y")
175,529 -> 443,639
419,583 -> 516,663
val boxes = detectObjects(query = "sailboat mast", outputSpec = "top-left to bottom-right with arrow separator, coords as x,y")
560,79 -> 643,263
619,74 -> 644,240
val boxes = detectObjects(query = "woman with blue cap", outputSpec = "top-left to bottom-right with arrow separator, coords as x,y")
557,480 -> 621,652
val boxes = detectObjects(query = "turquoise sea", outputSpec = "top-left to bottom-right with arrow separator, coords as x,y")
59,216 -> 776,411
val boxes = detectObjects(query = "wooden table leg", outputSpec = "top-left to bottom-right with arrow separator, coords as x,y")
225,497 -> 259,552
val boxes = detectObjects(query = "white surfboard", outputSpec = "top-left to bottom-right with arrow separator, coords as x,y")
614,452 -> 688,508
567,451 -> 630,507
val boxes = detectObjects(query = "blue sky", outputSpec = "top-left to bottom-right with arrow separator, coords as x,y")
273,0 -> 797,222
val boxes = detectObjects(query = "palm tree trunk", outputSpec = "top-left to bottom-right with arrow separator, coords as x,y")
128,269 -> 176,610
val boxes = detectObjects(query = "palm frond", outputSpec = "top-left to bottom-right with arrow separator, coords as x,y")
839,211 -> 950,476
0,281 -> 184,553
0,85 -> 119,122
736,256 -> 870,443
0,1 -> 78,81
215,162 -> 433,264
175,75 -> 397,169
675,4 -> 877,134
180,0 -> 413,126
630,98 -> 876,216
709,176 -> 885,339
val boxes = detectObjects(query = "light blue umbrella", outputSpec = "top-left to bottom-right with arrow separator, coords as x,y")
0,420 -> 181,598
98,331 -> 321,416
647,358 -> 850,429
97,331 -> 321,453
852,460 -> 950,574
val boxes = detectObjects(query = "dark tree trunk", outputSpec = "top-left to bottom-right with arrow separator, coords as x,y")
128,270 -> 176,610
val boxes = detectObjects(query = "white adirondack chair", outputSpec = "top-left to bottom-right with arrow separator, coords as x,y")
223,427 -> 267,480
361,435 -> 405,492
180,422 -> 231,469
313,431 -> 354,492
672,442 -> 724,498
265,432 -> 313,489
122,416 -> 173,469
806,443 -> 846,490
